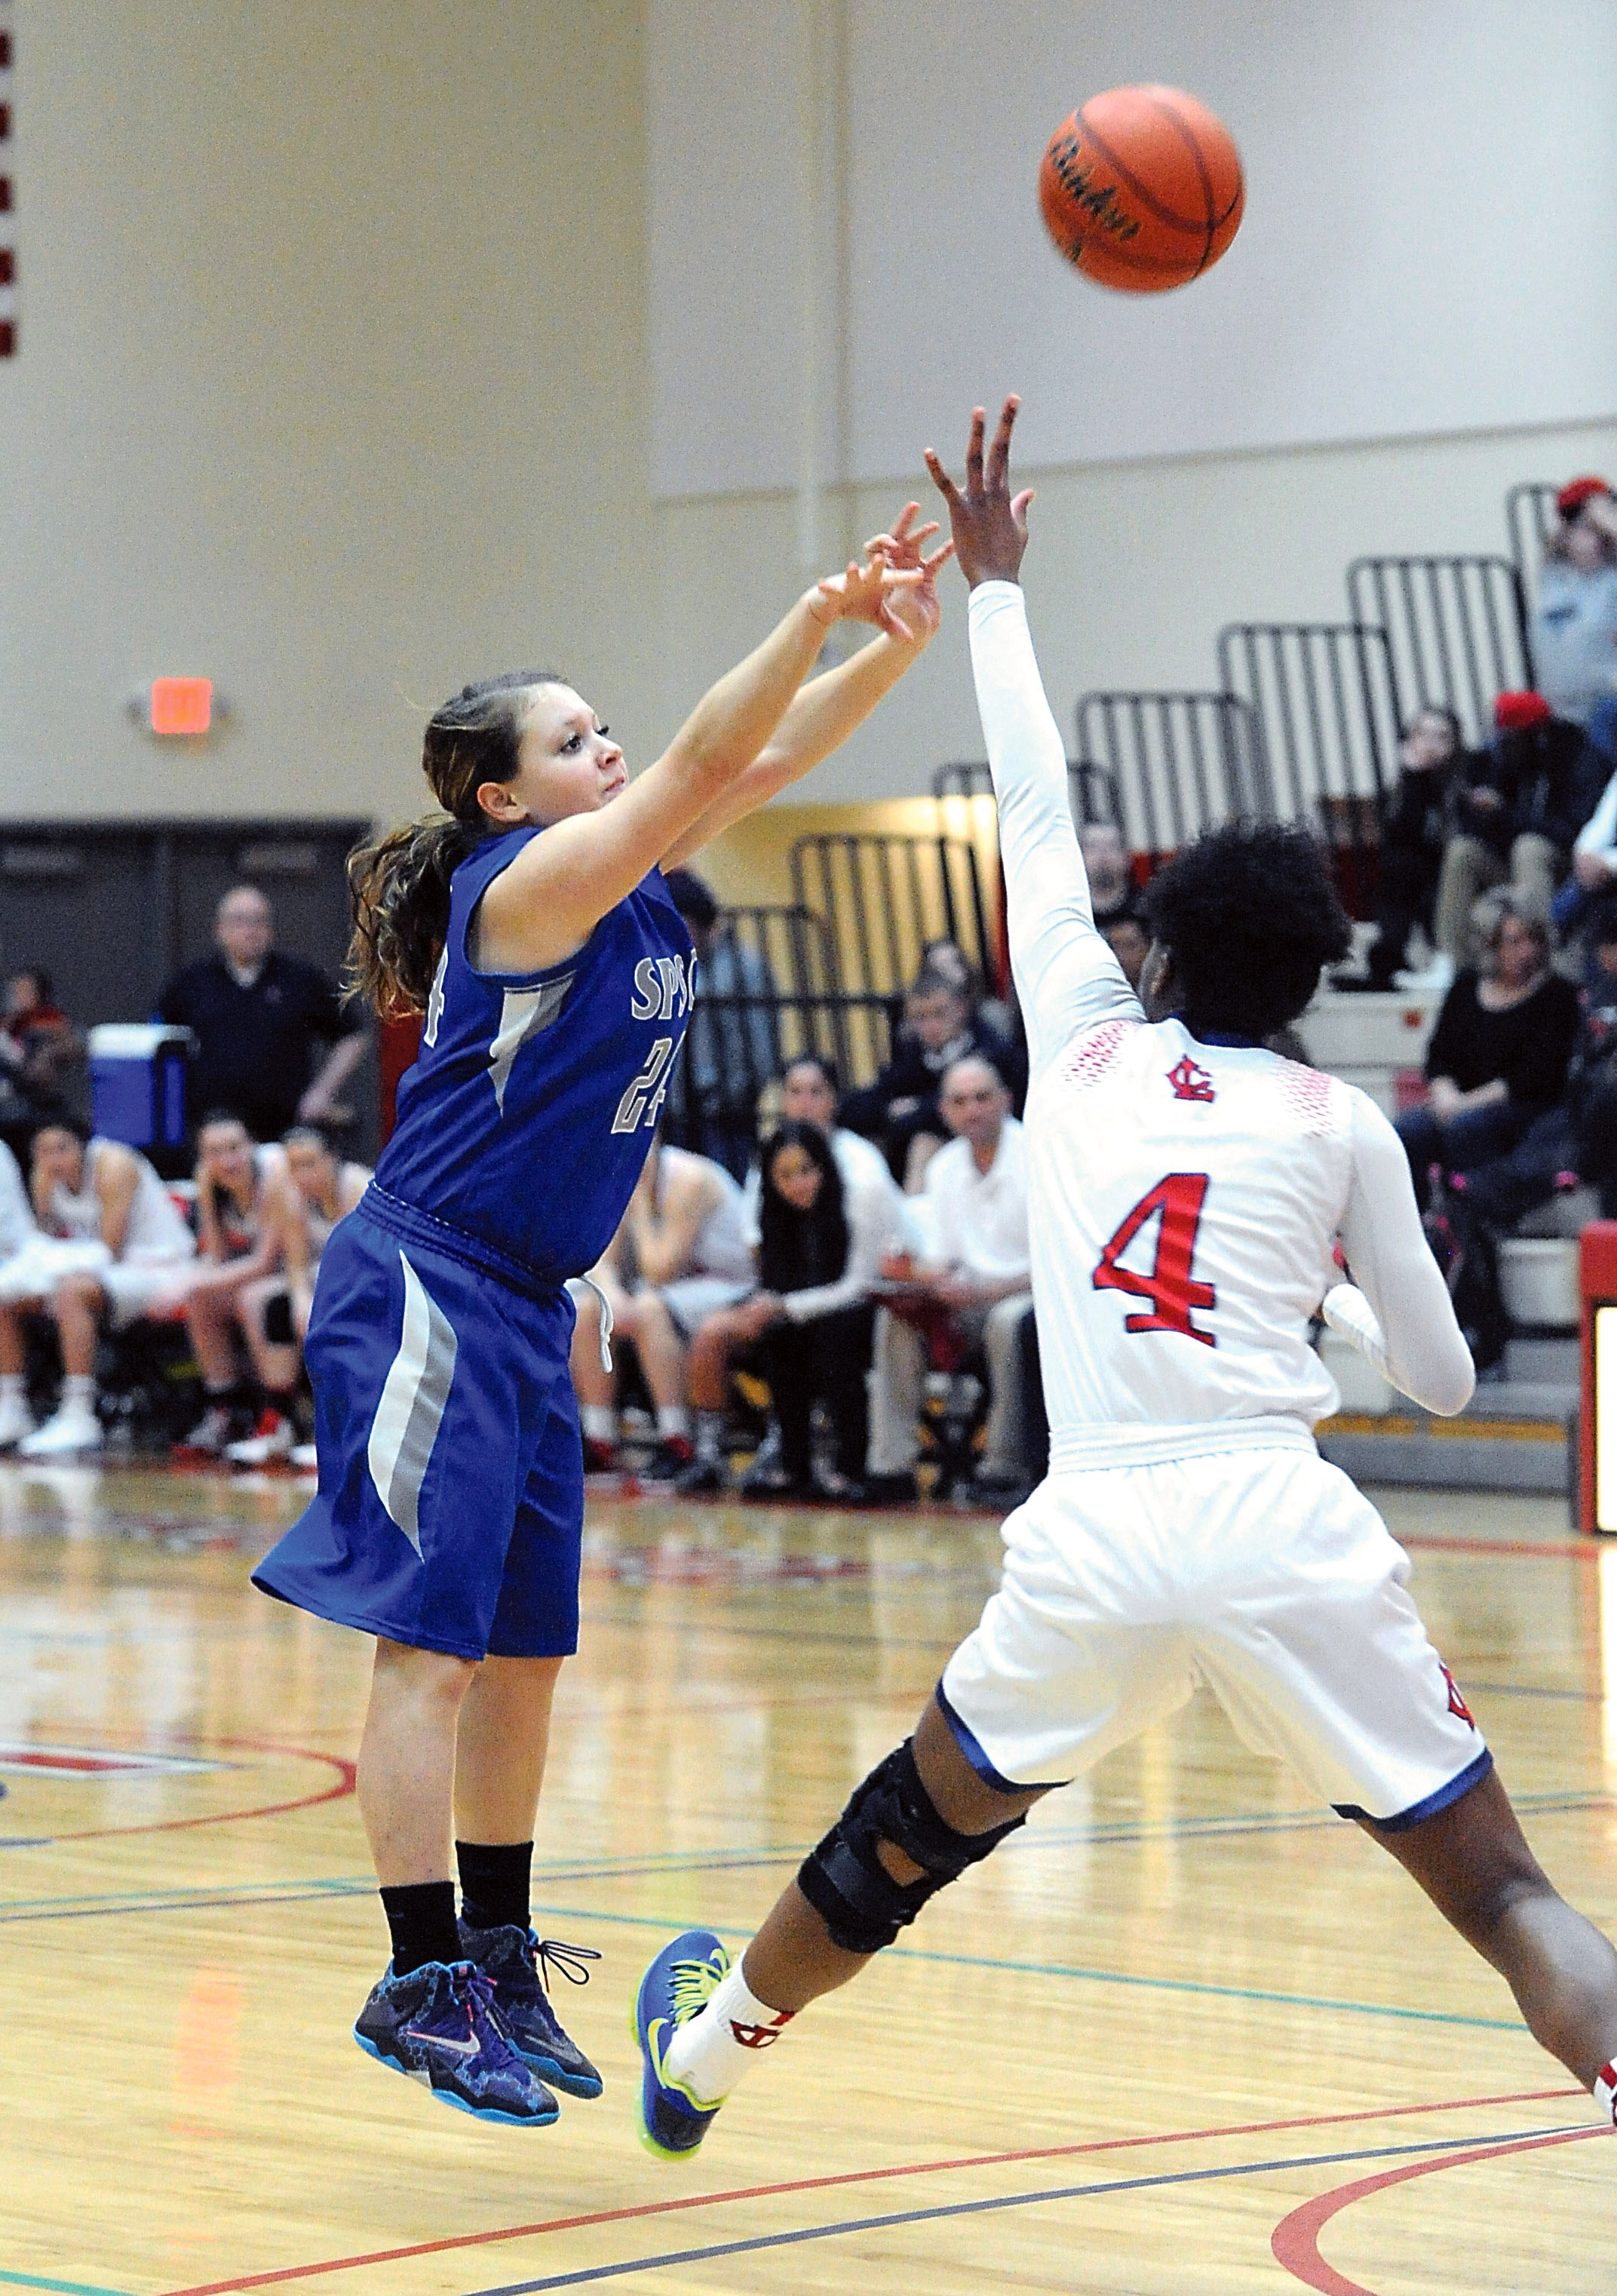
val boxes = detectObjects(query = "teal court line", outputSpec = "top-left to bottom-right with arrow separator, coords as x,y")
4,1786 -> 1607,1918
0,2271 -> 134,2295
519,1899 -> 1526,2032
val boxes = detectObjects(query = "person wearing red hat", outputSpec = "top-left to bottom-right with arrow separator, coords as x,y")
1534,479 -> 1617,730
1431,691 -> 1586,964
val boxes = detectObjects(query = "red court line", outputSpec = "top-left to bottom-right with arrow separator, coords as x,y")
1270,2122 -> 1607,2294
1400,1535 -> 1597,1562
159,2087 -> 1573,2296
48,1739 -> 355,1842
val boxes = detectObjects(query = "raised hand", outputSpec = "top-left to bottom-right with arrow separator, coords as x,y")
923,396 -> 1034,591
808,545 -> 923,638
864,501 -> 955,644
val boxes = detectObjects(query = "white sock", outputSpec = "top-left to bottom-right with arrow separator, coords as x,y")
661,1957 -> 795,2107
581,1405 -> 617,1444
694,1410 -> 725,1466
1594,2061 -> 1617,2126
61,1375 -> 94,1411
655,1404 -> 691,1440
0,1374 -> 23,1401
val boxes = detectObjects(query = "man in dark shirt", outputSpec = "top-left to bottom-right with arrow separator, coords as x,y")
155,886 -> 367,1143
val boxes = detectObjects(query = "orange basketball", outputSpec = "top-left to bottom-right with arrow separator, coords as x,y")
1039,84 -> 1244,293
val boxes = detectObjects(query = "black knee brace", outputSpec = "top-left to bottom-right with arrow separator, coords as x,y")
796,1738 -> 1026,1955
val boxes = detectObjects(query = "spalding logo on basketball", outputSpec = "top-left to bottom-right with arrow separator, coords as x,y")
1039,84 -> 1244,293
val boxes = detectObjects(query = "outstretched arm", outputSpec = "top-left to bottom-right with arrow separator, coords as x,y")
1330,1095 -> 1474,1417
486,548 -> 922,972
927,400 -> 1139,1074
664,509 -> 952,868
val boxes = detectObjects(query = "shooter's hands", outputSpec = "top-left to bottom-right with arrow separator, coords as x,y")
924,396 -> 1034,590
807,542 -> 923,638
866,502 -> 953,645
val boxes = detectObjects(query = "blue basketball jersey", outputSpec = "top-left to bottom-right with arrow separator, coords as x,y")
374,827 -> 695,1285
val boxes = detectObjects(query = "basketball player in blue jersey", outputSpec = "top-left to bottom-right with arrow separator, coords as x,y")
253,508 -> 951,2126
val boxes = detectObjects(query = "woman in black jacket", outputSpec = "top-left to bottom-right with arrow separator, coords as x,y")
1395,899 -> 1579,1211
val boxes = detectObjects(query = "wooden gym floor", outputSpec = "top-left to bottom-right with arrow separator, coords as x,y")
2,1462 -> 1613,2294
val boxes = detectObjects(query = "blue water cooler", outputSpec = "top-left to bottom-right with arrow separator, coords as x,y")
87,1024 -> 195,1152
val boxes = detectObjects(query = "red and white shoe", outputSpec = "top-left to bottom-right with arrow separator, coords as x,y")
226,1408 -> 296,1467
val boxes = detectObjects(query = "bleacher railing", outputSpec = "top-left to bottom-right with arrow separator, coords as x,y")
1505,482 -> 1561,592
789,830 -> 996,1000
1075,689 -> 1267,856
932,758 -> 1123,830
1345,554 -> 1533,744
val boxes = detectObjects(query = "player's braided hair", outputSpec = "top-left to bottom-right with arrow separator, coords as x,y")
1143,818 -> 1352,1040
345,670 -> 566,1016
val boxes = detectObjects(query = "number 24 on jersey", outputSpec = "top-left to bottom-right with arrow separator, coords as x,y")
1093,1173 -> 1217,1347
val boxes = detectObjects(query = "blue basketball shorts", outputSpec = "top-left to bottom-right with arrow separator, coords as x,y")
253,1196 -> 583,1662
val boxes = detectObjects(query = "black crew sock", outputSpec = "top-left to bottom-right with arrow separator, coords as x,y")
379,1879 -> 460,1976
456,1840 -> 533,1935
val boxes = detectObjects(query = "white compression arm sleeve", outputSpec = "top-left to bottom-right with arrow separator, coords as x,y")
1333,1093 -> 1475,1417
968,582 -> 1141,1074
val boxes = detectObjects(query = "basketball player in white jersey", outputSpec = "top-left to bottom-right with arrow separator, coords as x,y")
634,398 -> 1617,2157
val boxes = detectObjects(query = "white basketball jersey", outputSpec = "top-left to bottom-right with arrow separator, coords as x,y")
1027,1014 -> 1357,1441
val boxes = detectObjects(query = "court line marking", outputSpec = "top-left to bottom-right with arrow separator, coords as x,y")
11,1874 -> 1517,2035
1269,2123 -> 1607,2294
9,1780 -> 1610,1923
0,1738 -> 355,1849
1398,1534 -> 1596,1561
514,1899 -> 1533,2032
444,2123 -> 1597,2296
0,2272 -> 134,2295
155,2089 -> 1575,2296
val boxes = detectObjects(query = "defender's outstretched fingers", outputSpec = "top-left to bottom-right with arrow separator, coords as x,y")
923,447 -> 962,513
986,394 -> 1020,493
965,406 -> 987,492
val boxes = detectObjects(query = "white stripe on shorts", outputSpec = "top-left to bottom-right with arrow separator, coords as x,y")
367,1250 -> 458,1555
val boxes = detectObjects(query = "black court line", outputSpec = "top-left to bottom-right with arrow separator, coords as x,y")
451,2123 -> 1586,2294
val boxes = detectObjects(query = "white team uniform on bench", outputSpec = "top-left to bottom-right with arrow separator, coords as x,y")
940,585 -> 1483,1825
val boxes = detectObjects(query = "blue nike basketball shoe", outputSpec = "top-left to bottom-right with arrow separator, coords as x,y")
458,1923 -> 603,2098
634,1927 -> 730,2158
354,1959 -> 559,2125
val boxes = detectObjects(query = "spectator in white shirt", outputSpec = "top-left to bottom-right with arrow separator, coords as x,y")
741,1057 -> 900,1238
569,1136 -> 754,1481
867,1054 -> 1034,1502
678,1120 -> 901,1498
0,1140 -> 34,1273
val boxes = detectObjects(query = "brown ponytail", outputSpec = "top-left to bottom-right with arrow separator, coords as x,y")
345,668 -> 567,1015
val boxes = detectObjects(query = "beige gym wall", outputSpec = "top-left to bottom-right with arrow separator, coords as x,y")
2,5 -> 1614,858
0,1 -> 655,826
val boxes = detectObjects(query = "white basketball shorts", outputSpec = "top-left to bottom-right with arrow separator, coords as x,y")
938,1441 -> 1490,1828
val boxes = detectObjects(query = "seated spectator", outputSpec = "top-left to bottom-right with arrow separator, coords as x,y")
569,1134 -> 753,1478
0,1139 -> 33,1275
743,1055 -> 897,1225
0,1118 -> 197,1455
865,1055 -> 1034,1505
176,1113 -> 292,1455
842,961 -> 1025,1188
917,935 -> 1015,1042
1555,704 -> 1617,943
678,1120 -> 900,1499
224,1125 -> 370,1466
1533,478 -> 1617,731
662,867 -> 776,1181
0,970 -> 81,1149
155,886 -> 368,1146
1079,821 -> 1145,929
1441,890 -> 1617,1235
1431,693 -> 1585,964
1101,910 -> 1151,992
1333,709 -> 1465,990
1395,900 -> 1579,1213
